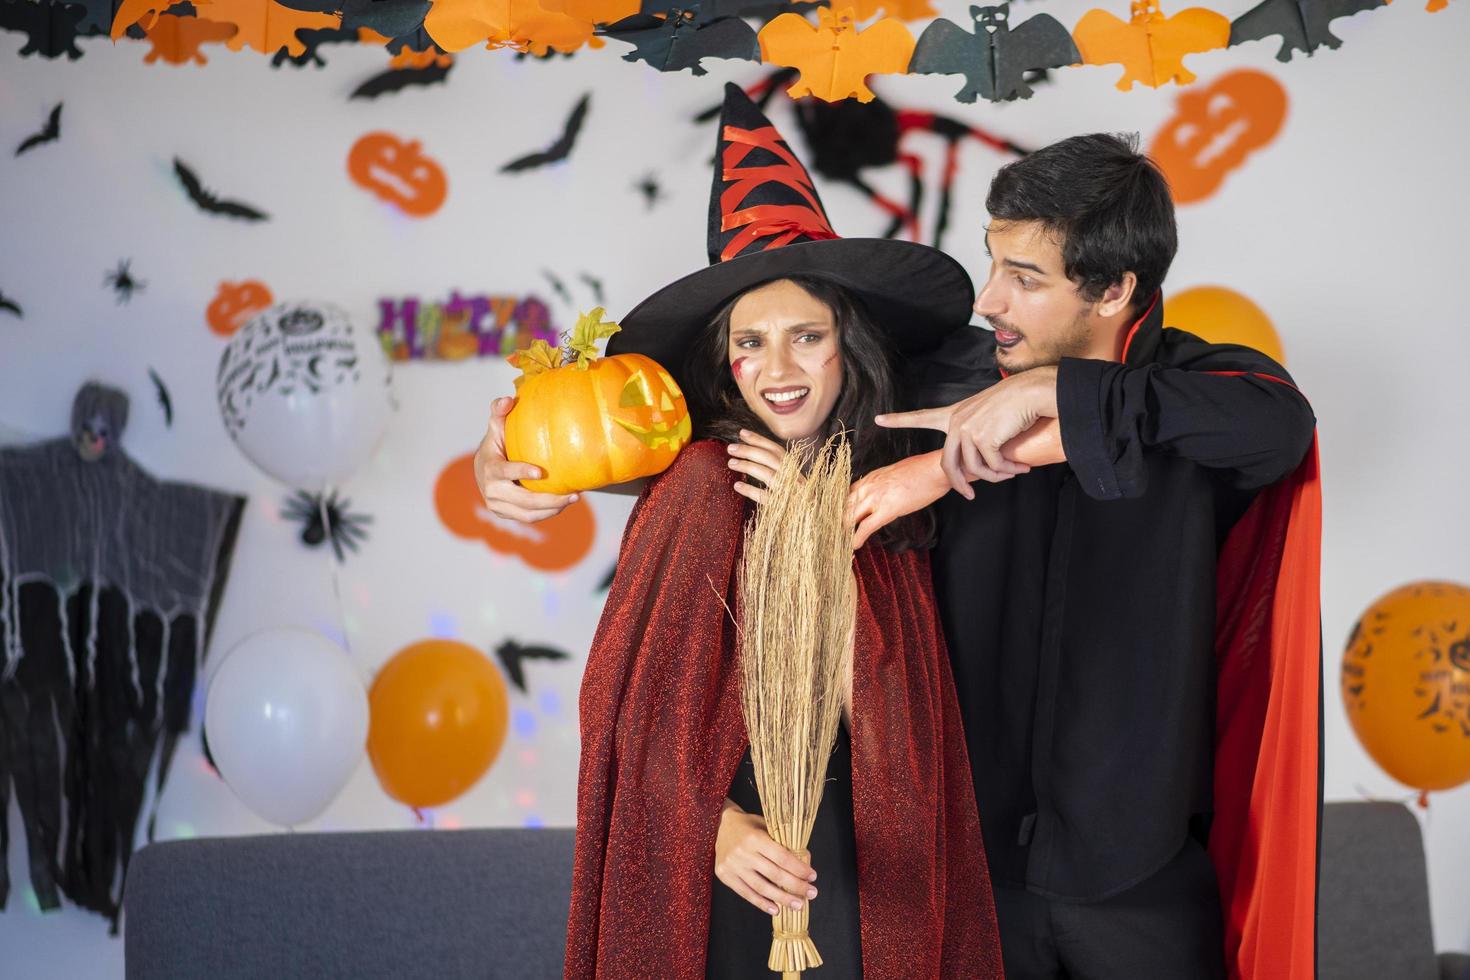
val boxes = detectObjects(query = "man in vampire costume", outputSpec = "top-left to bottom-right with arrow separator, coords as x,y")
472,132 -> 1322,978
856,132 -> 1322,979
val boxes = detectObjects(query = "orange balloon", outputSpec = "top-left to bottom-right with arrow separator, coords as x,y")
1342,581 -> 1470,793
1165,286 -> 1286,365
367,639 -> 509,809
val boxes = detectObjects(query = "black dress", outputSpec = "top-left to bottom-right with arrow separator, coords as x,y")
705,724 -> 864,979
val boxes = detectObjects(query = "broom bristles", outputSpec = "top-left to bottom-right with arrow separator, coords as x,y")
737,435 -> 856,976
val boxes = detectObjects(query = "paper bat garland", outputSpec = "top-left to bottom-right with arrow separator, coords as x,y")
1228,0 -> 1385,61
1073,0 -> 1229,90
911,3 -> 1079,103
0,289 -> 22,319
173,158 -> 270,221
500,92 -> 589,171
601,5 -> 758,75
15,103 -> 62,155
424,0 -> 611,54
759,7 -> 915,103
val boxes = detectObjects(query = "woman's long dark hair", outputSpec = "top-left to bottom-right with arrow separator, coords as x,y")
684,274 -> 934,551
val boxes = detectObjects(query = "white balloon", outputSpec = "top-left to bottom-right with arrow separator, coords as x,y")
217,301 -> 393,492
205,628 -> 369,828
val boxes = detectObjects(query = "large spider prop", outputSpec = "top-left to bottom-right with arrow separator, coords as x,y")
281,489 -> 373,562
104,259 -> 146,304
699,71 -> 1029,250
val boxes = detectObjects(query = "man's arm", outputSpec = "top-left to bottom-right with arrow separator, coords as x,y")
1056,340 -> 1316,500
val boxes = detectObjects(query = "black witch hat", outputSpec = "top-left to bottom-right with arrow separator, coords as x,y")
608,83 -> 974,392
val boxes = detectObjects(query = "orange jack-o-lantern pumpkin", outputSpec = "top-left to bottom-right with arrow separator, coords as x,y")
503,309 -> 691,494
347,132 -> 448,218
1149,69 -> 1288,206
207,280 -> 273,336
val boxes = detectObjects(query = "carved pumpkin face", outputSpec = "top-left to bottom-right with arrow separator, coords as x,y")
347,132 -> 448,218
1149,69 -> 1288,205
503,352 -> 692,494
207,280 -> 273,337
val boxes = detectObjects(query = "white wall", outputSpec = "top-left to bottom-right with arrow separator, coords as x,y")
2,0 -> 1467,972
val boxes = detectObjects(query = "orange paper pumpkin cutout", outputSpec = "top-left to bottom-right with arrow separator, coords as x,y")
367,639 -> 510,810
142,12 -> 237,63
434,453 -> 597,571
759,7 -> 917,103
423,0 -> 609,55
347,132 -> 448,218
206,280 -> 273,336
1150,69 -> 1287,205
1342,582 -> 1470,794
1073,0 -> 1229,90
1164,286 -> 1285,365
1426,0 -> 1447,9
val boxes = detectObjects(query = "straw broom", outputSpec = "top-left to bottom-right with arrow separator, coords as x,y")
737,435 -> 856,979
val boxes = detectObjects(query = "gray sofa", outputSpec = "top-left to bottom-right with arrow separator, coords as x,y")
125,804 -> 1467,979
125,827 -> 574,979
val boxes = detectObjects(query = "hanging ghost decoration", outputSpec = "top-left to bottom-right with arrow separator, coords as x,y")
0,382 -> 246,930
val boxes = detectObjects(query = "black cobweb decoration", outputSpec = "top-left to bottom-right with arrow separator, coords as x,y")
280,490 -> 372,562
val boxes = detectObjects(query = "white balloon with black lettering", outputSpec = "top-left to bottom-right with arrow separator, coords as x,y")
217,301 -> 392,491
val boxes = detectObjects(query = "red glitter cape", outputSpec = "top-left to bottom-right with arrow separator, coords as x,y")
1211,436 -> 1323,980
565,440 -> 1003,979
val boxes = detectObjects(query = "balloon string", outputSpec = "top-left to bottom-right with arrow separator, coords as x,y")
319,488 -> 353,660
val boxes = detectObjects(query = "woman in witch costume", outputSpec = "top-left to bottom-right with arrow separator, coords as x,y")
565,85 -> 1034,979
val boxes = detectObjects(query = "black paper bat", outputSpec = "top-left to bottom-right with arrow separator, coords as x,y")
1228,0 -> 1385,61
595,562 -> 616,593
0,289 -> 22,319
500,93 -> 590,172
173,158 -> 270,221
0,0 -> 85,59
601,8 -> 757,75
147,368 -> 173,427
15,103 -> 62,156
270,26 -> 365,67
350,62 -> 452,98
633,171 -> 665,209
911,4 -> 1080,103
494,639 -> 570,694
59,0 -> 149,35
542,270 -> 573,306
579,272 -> 605,305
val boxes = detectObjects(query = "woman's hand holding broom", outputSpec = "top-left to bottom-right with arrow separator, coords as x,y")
715,798 -> 819,915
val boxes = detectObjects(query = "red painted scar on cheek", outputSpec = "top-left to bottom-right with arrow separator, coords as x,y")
731,357 -> 747,380
820,352 -> 838,368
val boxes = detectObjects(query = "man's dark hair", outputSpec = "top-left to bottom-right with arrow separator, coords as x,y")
986,133 -> 1177,310
686,274 -> 933,551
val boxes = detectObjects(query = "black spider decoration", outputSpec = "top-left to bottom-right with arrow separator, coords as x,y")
698,70 -> 1030,250
104,259 -> 146,304
281,489 -> 373,562
634,171 -> 665,210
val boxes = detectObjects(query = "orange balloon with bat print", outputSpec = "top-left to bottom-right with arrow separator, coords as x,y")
1342,581 -> 1470,793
